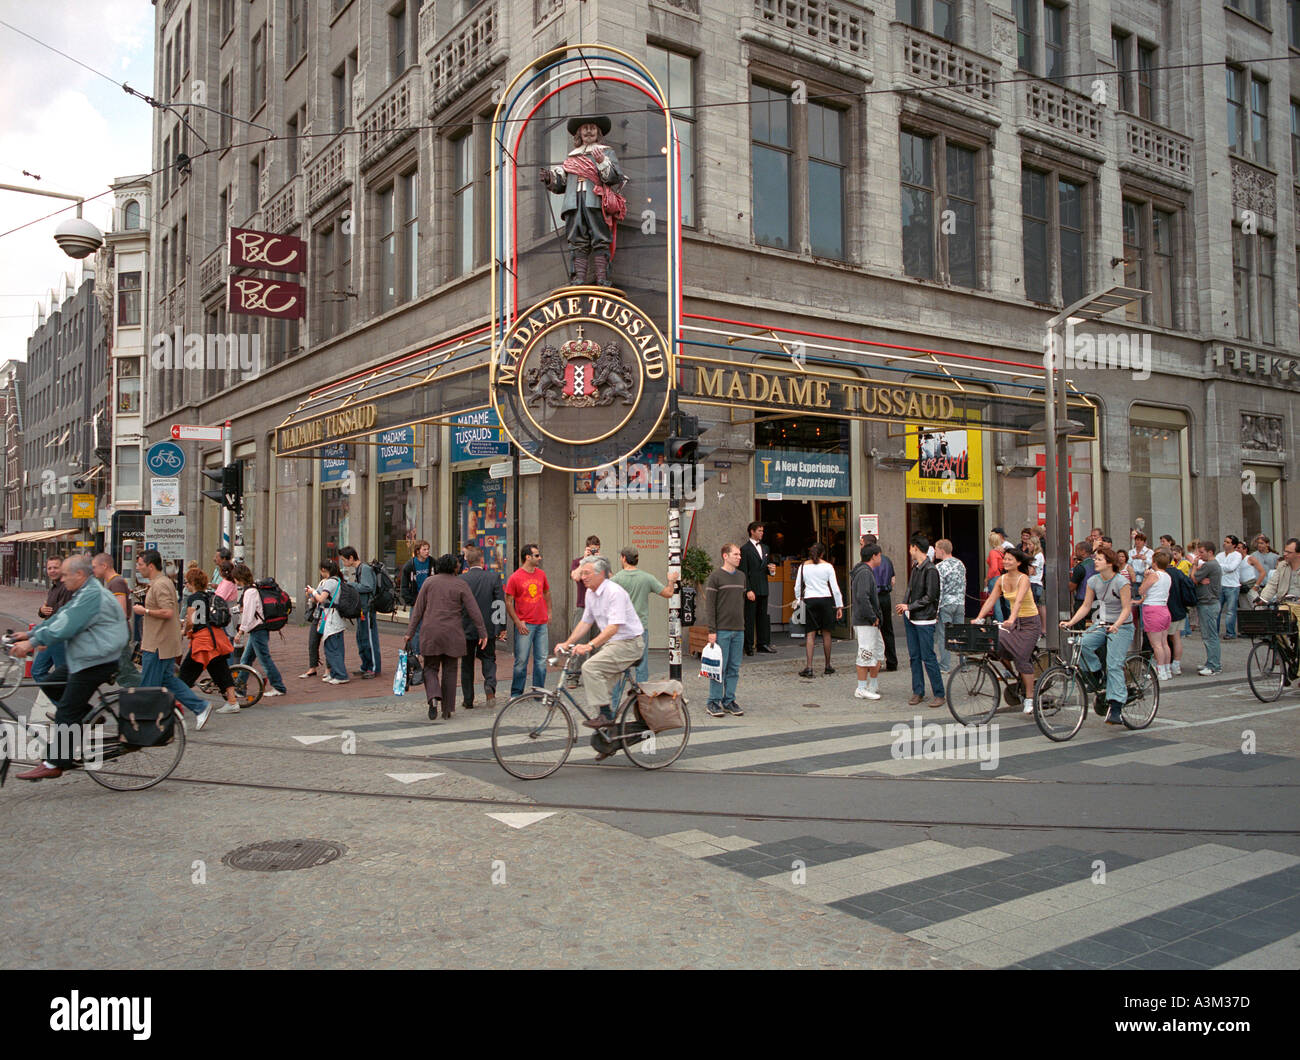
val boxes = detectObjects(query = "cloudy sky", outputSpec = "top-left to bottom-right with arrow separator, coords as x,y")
0,1 -> 154,362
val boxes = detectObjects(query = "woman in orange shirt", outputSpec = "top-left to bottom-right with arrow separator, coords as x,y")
985,531 -> 1006,621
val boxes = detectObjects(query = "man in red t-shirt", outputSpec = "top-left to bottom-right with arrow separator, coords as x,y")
506,543 -> 553,696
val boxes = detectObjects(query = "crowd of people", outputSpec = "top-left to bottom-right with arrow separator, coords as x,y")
9,520 -> 1298,781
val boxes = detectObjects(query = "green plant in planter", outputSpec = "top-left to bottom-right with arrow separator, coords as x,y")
681,545 -> 713,587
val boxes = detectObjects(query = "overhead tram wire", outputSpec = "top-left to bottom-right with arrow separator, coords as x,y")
3,16 -> 1299,243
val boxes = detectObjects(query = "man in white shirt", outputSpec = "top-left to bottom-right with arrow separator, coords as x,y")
1216,534 -> 1244,639
559,554 -> 646,728
1130,531 -> 1155,582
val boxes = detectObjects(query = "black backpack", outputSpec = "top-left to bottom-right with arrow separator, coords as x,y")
201,590 -> 232,630
254,578 -> 294,632
333,578 -> 362,621
370,560 -> 397,614
1171,567 -> 1198,610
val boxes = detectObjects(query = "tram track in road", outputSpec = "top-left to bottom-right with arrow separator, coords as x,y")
142,771 -> 1300,837
195,735 -> 1300,790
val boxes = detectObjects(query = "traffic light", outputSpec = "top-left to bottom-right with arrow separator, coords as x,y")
665,412 -> 699,465
201,462 -> 243,517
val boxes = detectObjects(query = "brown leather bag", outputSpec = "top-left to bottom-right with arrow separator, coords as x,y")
635,679 -> 686,733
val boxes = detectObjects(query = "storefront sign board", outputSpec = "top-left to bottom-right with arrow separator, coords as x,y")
754,450 -> 850,498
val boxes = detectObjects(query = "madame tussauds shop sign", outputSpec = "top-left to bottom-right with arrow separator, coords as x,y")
276,403 -> 378,450
490,291 -> 671,472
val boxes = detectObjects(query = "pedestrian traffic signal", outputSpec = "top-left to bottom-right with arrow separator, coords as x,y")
200,462 -> 243,517
666,413 -> 699,464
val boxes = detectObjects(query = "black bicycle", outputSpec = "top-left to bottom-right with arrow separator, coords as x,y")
491,646 -> 690,779
944,622 -> 1055,726
1033,626 -> 1159,741
1241,605 -> 1299,703
0,636 -> 186,791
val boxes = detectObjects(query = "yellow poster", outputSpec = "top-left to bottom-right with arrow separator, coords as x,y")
905,422 -> 983,502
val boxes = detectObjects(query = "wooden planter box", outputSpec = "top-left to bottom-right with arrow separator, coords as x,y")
687,623 -> 711,657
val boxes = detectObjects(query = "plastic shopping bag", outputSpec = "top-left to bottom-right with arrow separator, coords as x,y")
393,651 -> 409,696
699,641 -> 724,682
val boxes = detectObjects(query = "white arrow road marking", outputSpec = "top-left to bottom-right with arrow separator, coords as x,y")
486,812 -> 556,829
292,734 -> 342,745
386,772 -> 444,784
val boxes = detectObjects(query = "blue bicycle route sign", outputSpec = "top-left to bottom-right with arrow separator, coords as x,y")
146,441 -> 186,476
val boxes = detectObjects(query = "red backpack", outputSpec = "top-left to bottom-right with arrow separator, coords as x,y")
253,578 -> 294,632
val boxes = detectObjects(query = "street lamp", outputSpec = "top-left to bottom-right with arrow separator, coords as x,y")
1042,284 -> 1147,651
0,183 -> 105,259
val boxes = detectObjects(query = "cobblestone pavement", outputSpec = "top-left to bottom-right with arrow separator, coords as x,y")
3,586 -> 1297,969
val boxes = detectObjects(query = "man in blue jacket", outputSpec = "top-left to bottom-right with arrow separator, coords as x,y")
9,554 -> 129,780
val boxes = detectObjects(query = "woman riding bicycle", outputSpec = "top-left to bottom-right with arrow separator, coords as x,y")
1061,545 -> 1133,726
972,547 -> 1041,714
176,567 -> 240,715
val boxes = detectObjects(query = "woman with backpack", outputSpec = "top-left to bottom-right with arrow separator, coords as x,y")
308,560 -> 350,684
231,563 -> 287,697
213,559 -> 238,662
177,567 -> 241,715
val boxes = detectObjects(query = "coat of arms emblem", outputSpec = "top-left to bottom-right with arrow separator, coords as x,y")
526,325 -> 635,409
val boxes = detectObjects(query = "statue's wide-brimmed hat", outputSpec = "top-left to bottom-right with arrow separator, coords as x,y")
567,115 -> 612,135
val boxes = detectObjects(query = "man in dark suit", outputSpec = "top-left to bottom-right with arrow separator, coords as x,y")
460,546 -> 505,710
739,521 -> 778,655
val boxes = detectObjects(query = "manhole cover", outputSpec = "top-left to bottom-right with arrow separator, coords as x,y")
222,839 -> 347,872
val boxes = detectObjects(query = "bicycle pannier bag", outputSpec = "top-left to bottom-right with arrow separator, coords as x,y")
254,579 -> 294,632
636,679 -> 686,733
117,687 -> 177,747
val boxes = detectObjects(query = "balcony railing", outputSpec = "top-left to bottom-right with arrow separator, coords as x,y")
360,66 -> 422,166
265,175 -> 302,234
1119,114 -> 1192,185
894,23 -> 998,114
427,0 -> 505,115
199,245 -> 226,297
743,0 -> 870,72
1019,79 -> 1102,148
306,131 -> 354,210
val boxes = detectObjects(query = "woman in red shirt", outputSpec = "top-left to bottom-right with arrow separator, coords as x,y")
985,531 -> 1006,621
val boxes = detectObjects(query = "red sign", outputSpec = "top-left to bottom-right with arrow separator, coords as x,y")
228,226 -> 307,272
228,276 -> 306,319
1035,453 -> 1079,536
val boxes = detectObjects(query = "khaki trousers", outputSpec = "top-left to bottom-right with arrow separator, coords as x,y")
582,637 -> 647,716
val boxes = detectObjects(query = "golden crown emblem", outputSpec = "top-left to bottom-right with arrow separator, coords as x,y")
561,324 -> 600,360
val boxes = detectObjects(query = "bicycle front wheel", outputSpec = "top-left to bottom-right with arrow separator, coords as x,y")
946,659 -> 1000,726
1033,667 -> 1087,742
229,664 -> 265,707
1247,641 -> 1285,703
85,705 -> 187,791
618,693 -> 691,770
491,691 -> 574,780
1121,657 -> 1160,730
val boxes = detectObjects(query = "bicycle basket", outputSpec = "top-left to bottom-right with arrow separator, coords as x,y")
945,623 -> 999,654
635,679 -> 686,733
116,688 -> 177,747
1239,608 -> 1297,637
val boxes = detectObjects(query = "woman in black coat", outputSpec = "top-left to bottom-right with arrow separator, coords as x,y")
406,554 -> 487,722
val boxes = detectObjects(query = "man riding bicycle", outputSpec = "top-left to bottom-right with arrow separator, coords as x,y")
1256,536 -> 1300,670
8,554 -> 128,781
556,554 -> 645,729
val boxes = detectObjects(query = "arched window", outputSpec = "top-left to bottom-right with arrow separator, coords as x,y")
122,200 -> 140,229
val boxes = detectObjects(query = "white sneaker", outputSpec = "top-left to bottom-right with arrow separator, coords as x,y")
854,687 -> 870,699
193,704 -> 213,731
262,688 -> 284,697
216,702 -> 241,714
863,689 -> 882,700
1023,698 -> 1034,714
1171,661 -> 1182,675
1198,666 -> 1216,676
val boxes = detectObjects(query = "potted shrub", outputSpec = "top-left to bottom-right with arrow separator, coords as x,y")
681,545 -> 714,657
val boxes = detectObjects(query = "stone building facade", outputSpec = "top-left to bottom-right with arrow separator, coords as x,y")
144,0 -> 1299,639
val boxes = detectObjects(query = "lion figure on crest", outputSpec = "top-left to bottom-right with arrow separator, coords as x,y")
525,344 -> 566,406
593,343 -> 635,406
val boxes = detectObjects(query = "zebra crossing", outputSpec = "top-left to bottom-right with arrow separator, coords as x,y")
303,707 -> 1292,778
652,830 -> 1300,969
